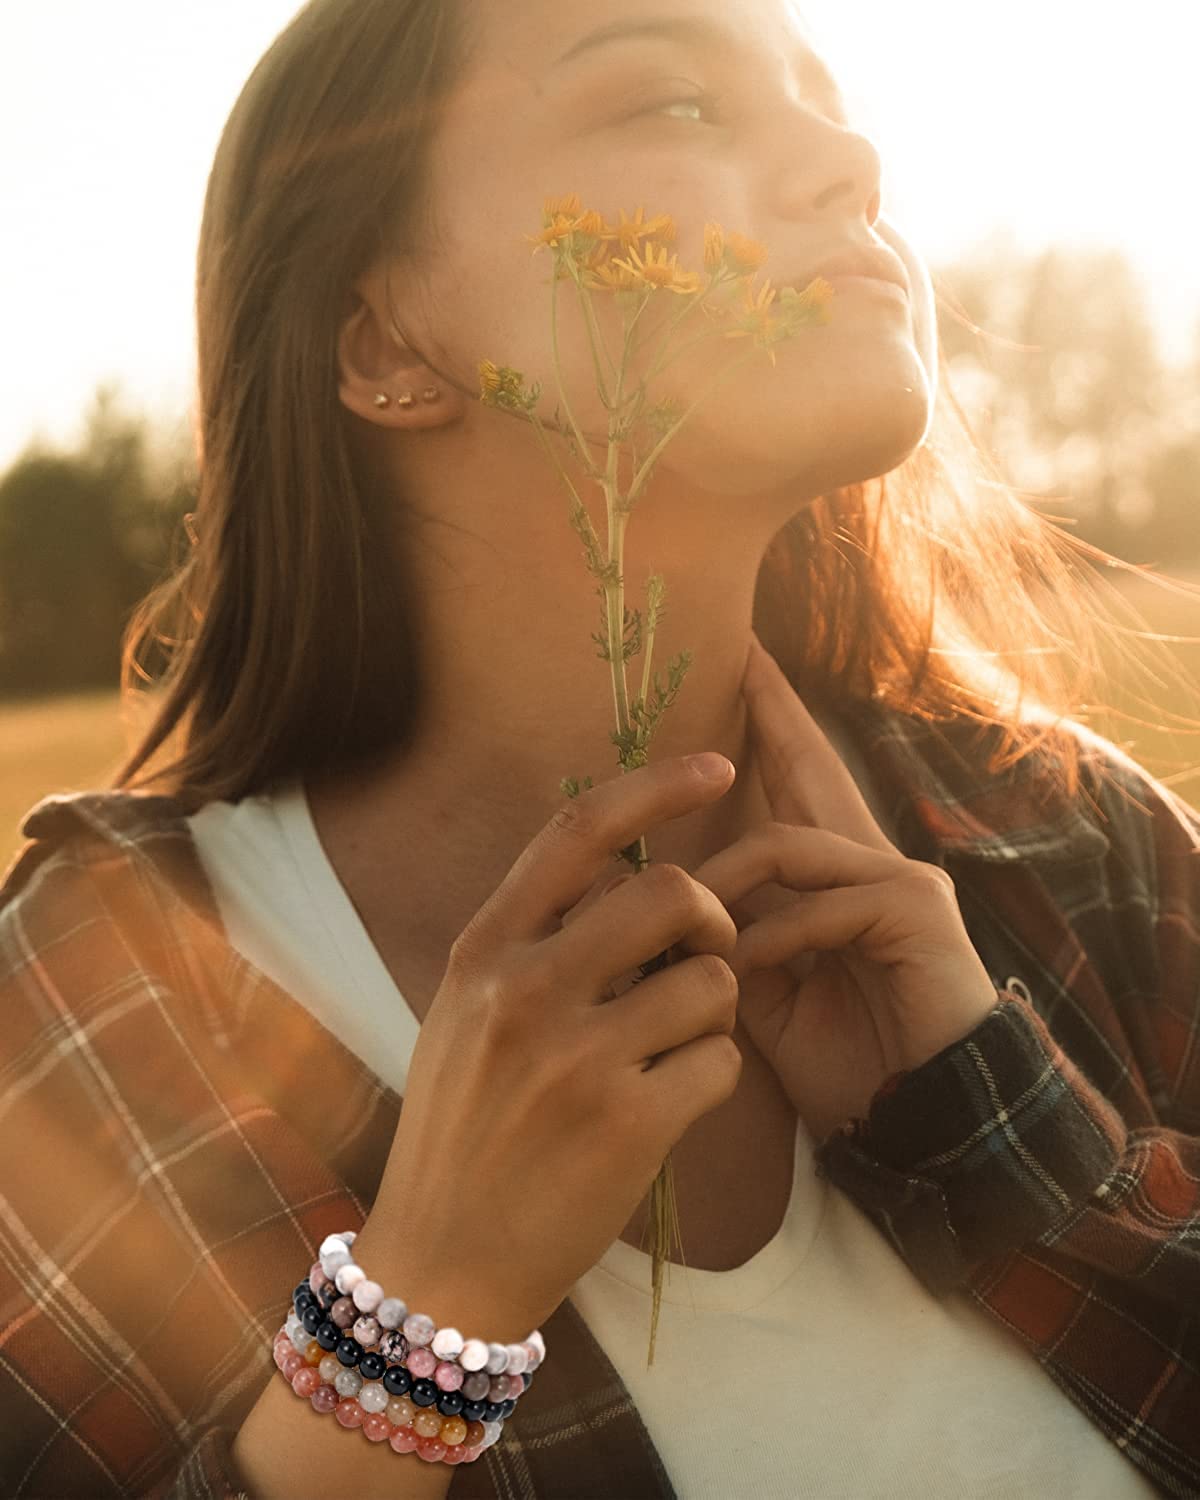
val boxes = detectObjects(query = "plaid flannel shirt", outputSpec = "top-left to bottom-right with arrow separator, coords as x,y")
1,696 -> 1198,1499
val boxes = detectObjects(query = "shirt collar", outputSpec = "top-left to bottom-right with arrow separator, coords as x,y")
839,696 -> 1111,867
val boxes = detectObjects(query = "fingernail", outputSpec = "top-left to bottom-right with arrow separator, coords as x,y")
687,753 -> 733,781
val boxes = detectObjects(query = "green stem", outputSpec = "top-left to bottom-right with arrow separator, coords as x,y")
550,256 -> 603,478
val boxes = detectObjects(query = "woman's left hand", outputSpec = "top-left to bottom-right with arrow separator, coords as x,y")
691,632 -> 1002,1146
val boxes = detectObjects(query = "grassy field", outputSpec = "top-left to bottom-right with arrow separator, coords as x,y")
2,573 -> 1199,877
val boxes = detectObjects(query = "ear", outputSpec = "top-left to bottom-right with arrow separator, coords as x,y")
336,281 -> 465,430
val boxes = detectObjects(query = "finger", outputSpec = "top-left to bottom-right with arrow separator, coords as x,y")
729,882 -> 918,976
554,862 -> 738,999
743,634 -> 893,852
468,753 -> 736,948
693,823 -> 904,909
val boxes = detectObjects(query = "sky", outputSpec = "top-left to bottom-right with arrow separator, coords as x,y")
3,1 -> 1198,474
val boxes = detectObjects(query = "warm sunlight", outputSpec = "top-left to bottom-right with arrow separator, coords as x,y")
3,1 -> 1198,471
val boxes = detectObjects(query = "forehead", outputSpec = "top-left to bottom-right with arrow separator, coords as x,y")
456,0 -> 831,87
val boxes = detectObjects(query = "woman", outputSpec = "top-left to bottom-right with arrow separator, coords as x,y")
2,0 -> 1198,1496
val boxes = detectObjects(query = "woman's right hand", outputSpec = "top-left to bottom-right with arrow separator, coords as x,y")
357,752 -> 742,1343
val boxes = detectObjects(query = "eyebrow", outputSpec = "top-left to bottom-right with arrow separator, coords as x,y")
554,15 -> 847,109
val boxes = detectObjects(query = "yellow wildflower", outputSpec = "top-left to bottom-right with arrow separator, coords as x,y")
542,192 -> 582,219
724,230 -> 769,274
611,240 -> 705,296
703,223 -> 726,273
604,204 -> 676,256
581,257 -> 645,294
525,213 -> 586,254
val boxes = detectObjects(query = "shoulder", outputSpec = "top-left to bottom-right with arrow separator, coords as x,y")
0,788 -> 227,994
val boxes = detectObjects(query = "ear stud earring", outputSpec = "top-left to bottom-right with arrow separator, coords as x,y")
373,387 -> 441,409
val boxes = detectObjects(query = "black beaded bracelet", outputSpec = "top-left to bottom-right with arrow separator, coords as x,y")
292,1279 -> 529,1425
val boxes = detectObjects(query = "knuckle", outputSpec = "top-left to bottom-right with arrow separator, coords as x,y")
697,951 -> 738,1004
710,1032 -> 744,1091
549,796 -> 599,845
643,860 -> 696,906
912,860 -> 956,895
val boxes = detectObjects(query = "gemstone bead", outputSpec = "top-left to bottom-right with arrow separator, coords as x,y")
334,1397 -> 364,1428
334,1263 -> 365,1297
358,1352 -> 386,1381
500,1398 -> 516,1418
314,1322 -> 339,1352
303,1340 -> 322,1366
481,1419 -> 504,1448
310,1383 -> 338,1414
410,1378 -> 439,1407
402,1312 -> 435,1347
352,1278 -> 384,1315
504,1344 -> 528,1376
352,1315 -> 381,1347
334,1337 -> 362,1367
413,1408 -> 442,1439
522,1372 -> 533,1391
406,1347 -> 437,1379
300,1306 -> 322,1335
440,1415 -> 468,1446
436,1391 -> 465,1417
329,1296 -> 357,1330
461,1398 -> 487,1422
376,1296 -> 407,1329
416,1437 -> 448,1463
358,1381 -> 389,1414
434,1360 -> 465,1392
387,1396 -> 416,1427
307,1264 -> 325,1294
315,1280 -> 338,1308
382,1365 -> 413,1397
341,1231 -> 357,1247
485,1343 -> 510,1375
459,1337 -> 489,1371
333,1367 -> 363,1399
362,1413 -> 392,1443
378,1329 -> 408,1363
487,1375 -> 508,1402
483,1401 -> 504,1422
390,1424 -> 420,1454
320,1248 -> 351,1280
291,1366 -> 321,1398
463,1420 -> 487,1448
462,1371 -> 490,1402
431,1326 -> 464,1360
318,1355 -> 341,1384
319,1233 -> 349,1260
288,1326 -> 309,1354
443,1444 -> 470,1466
281,1352 -> 303,1380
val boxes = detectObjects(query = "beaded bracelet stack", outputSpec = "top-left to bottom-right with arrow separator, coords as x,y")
272,1229 -> 547,1467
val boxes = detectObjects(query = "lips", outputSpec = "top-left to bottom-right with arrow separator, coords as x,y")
778,244 -> 909,298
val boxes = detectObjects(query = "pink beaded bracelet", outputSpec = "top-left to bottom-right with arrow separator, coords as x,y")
273,1320 -> 487,1466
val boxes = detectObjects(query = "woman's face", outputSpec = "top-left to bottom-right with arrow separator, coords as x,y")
393,0 -> 937,502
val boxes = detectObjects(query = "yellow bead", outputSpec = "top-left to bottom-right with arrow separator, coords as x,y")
413,1408 -> 443,1438
439,1416 -> 468,1446
304,1340 -> 323,1365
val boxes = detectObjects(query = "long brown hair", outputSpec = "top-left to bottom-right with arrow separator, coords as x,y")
112,0 -> 1200,812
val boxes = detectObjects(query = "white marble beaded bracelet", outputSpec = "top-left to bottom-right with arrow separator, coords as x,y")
316,1231 -> 546,1382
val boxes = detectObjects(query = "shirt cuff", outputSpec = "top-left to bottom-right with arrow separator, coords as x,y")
812,988 -> 1125,1295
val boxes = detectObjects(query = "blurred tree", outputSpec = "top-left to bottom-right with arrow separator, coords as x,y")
0,383 -> 194,697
